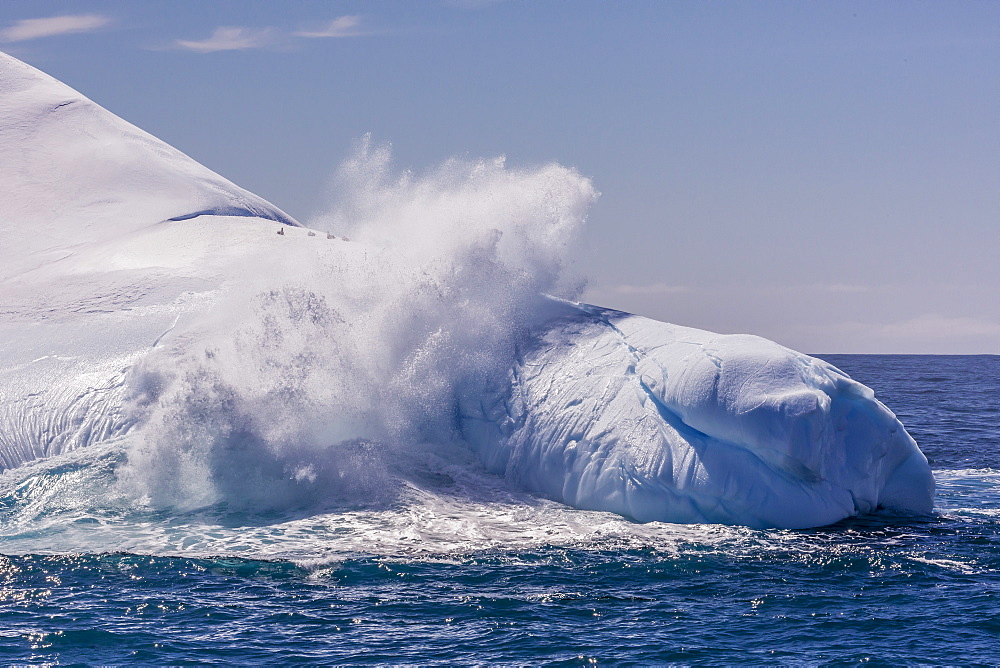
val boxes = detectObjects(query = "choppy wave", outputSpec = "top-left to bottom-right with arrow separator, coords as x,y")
2,416 -> 994,568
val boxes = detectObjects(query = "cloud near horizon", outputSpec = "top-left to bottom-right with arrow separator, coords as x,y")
0,14 -> 110,42
874,313 -> 1000,342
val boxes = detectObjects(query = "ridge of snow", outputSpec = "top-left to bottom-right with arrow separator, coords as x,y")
0,51 -> 298,282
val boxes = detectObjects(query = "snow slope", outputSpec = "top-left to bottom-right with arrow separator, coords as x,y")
0,52 -> 934,527
0,51 -> 297,281
0,51 -> 300,468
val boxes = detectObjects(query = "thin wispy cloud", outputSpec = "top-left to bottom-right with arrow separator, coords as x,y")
174,17 -> 370,53
0,14 -> 110,42
296,16 -> 364,39
175,26 -> 274,53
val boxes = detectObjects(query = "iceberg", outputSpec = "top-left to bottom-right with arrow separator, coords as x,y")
0,51 -> 934,527
462,301 -> 933,528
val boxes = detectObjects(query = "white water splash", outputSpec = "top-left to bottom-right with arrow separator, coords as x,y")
115,139 -> 597,512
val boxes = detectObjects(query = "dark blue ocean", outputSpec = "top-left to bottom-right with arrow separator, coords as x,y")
1,355 -> 998,664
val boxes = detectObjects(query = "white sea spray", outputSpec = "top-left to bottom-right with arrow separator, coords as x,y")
116,138 -> 598,511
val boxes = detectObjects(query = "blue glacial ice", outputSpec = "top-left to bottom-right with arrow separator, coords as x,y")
462,301 -> 934,529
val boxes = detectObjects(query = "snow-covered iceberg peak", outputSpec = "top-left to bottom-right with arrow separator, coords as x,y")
0,51 -> 297,281
0,51 -> 301,470
461,301 -> 935,529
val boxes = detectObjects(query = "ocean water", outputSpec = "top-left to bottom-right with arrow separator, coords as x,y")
0,354 -> 997,664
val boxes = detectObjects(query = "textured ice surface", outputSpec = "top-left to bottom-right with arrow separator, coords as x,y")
0,51 -> 934,528
461,301 -> 934,528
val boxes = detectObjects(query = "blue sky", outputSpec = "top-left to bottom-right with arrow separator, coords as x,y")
2,1 -> 998,353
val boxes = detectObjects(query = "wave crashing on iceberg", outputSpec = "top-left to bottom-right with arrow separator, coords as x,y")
0,51 -> 933,543
118,136 -> 599,512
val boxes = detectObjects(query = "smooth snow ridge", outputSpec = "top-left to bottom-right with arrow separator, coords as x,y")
0,51 -> 297,281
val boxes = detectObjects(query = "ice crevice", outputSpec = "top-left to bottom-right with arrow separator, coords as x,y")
165,206 -> 299,226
